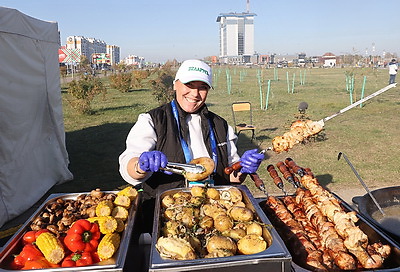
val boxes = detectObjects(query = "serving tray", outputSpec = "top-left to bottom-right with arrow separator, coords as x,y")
149,185 -> 292,272
0,190 -> 141,272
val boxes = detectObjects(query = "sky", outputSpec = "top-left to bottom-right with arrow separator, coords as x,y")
2,0 -> 399,63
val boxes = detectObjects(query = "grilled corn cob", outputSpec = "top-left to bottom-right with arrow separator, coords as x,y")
111,206 -> 129,221
95,200 -> 114,217
97,233 -> 121,260
115,218 -> 126,233
117,186 -> 138,200
87,216 -> 117,234
35,232 -> 65,264
114,195 -> 131,209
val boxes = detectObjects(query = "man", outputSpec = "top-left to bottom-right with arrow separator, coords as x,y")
388,58 -> 398,84
119,59 -> 264,233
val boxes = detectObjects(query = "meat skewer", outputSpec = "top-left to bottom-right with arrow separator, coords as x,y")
272,85 -> 397,153
249,173 -> 268,197
224,161 -> 242,175
266,164 -> 287,195
224,162 -> 269,197
277,161 -> 301,188
266,196 -> 327,271
285,157 -> 306,177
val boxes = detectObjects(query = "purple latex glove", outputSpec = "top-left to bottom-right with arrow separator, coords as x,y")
240,149 -> 264,174
139,151 -> 168,173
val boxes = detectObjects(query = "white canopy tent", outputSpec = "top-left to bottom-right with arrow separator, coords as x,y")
0,7 -> 73,228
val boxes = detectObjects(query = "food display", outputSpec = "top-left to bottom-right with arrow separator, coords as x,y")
272,120 -> 323,153
260,158 -> 400,272
0,186 -> 140,271
155,186 -> 272,259
150,185 -> 292,272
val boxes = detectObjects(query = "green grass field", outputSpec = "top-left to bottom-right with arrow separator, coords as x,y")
55,67 -> 400,197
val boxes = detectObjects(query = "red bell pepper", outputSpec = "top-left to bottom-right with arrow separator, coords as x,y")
21,229 -> 50,245
61,251 -> 94,267
91,251 -> 101,263
22,231 -> 37,245
11,244 -> 44,269
22,257 -> 52,270
64,219 -> 101,252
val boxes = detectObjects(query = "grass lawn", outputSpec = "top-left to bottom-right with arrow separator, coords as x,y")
54,66 -> 400,197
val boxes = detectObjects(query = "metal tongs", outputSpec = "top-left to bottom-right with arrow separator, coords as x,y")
161,162 -> 205,175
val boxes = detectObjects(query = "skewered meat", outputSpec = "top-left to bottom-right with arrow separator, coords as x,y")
300,175 -> 389,269
296,188 -> 357,270
272,120 -> 323,153
266,159 -> 392,270
266,196 -> 328,271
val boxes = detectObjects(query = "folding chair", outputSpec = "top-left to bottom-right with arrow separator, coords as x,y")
231,102 -> 256,141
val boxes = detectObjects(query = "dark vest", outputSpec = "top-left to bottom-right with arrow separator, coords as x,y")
141,102 -> 231,200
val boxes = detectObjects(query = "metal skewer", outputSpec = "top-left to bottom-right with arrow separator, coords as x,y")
338,152 -> 385,216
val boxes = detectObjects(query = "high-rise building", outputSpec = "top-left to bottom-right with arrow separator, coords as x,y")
216,11 -> 256,64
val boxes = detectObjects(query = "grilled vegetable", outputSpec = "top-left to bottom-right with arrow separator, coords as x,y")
21,229 -> 50,245
111,206 -> 129,221
22,257 -> 53,269
95,200 -> 114,217
114,195 -> 131,208
64,219 -> 101,252
156,236 -> 196,260
61,251 -> 94,267
87,216 -> 118,234
13,243 -> 44,268
22,231 -> 37,245
115,218 -> 126,233
97,233 -> 121,260
117,186 -> 138,200
237,234 -> 267,255
35,232 -> 65,264
206,235 -> 237,255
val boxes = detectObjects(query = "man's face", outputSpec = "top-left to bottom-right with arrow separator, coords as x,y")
174,80 -> 210,113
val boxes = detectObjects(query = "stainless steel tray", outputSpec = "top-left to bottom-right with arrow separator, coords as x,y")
149,185 -> 292,272
0,191 -> 141,272
257,193 -> 400,272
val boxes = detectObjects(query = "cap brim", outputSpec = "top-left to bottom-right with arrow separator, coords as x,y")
176,78 -> 212,89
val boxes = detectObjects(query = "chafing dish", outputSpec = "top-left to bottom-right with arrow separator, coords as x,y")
0,191 -> 141,272
258,193 -> 400,272
149,185 -> 292,272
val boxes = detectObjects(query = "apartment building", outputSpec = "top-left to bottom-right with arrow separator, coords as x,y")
216,12 -> 256,64
65,35 -> 120,65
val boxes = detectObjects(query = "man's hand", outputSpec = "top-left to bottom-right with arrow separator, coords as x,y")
239,149 -> 264,174
138,151 -> 168,172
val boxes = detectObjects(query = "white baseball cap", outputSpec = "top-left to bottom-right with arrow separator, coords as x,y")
174,59 -> 212,88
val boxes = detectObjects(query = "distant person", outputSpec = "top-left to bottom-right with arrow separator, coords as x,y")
388,58 -> 398,84
119,59 -> 264,233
